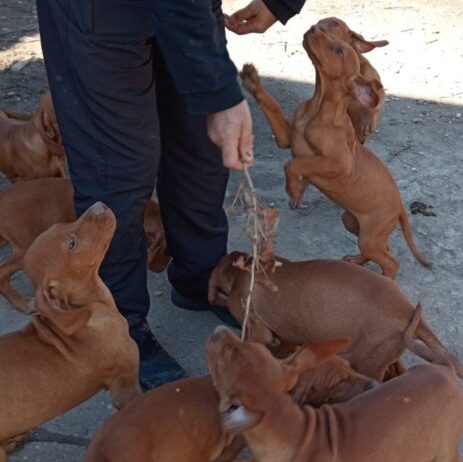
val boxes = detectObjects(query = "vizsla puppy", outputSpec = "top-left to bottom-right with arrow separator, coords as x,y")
85,376 -> 245,462
207,325 -> 463,462
0,92 -> 66,182
0,203 -> 142,459
85,356 -> 373,462
0,178 -> 168,312
314,17 -> 388,143
291,354 -> 374,406
240,28 -> 430,278
209,252 -> 463,381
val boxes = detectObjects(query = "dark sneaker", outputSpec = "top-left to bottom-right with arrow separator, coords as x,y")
135,325 -> 186,392
171,288 -> 241,329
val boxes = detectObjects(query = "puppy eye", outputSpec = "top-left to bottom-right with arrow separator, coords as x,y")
68,238 -> 77,251
330,21 -> 339,28
334,46 -> 344,56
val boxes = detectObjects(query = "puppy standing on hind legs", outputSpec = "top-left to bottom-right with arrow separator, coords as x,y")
241,26 -> 430,277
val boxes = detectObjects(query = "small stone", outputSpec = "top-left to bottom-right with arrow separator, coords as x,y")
11,58 -> 34,72
456,113 -> 461,118
151,290 -> 163,297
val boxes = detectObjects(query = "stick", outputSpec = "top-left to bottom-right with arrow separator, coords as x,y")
241,163 -> 258,341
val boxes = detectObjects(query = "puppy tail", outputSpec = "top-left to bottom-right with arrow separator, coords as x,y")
398,209 -> 432,268
405,303 -> 463,378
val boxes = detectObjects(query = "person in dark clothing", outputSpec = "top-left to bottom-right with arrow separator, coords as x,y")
36,0 -> 304,390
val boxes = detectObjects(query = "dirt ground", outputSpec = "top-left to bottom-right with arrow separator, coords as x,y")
0,0 -> 462,460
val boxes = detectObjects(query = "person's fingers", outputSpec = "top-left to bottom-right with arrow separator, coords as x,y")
239,127 -> 254,167
226,3 -> 257,24
226,18 -> 264,35
222,140 -> 244,171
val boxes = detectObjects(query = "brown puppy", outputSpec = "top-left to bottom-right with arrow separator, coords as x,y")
291,354 -> 374,406
209,252 -> 463,381
315,17 -> 388,143
0,178 -> 169,312
0,92 -> 66,181
85,359 -> 373,462
207,326 -> 463,462
241,29 -> 429,278
85,376 -> 245,462
0,203 -> 141,458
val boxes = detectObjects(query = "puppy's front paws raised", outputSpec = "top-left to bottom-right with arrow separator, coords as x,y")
240,63 -> 262,96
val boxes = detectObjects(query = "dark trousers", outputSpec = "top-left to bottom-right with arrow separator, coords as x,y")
36,0 -> 229,340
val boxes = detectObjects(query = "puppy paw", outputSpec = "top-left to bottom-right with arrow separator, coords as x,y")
240,63 -> 261,95
342,254 -> 367,265
289,197 -> 303,209
23,297 -> 38,315
3,433 -> 28,453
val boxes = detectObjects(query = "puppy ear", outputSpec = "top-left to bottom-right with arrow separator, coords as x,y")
222,405 -> 263,434
351,76 -> 383,110
35,280 -> 91,336
232,256 -> 247,271
41,110 -> 58,140
282,339 -> 349,390
350,31 -> 389,53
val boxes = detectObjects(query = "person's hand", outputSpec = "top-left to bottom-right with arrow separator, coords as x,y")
207,100 -> 254,171
224,0 -> 277,35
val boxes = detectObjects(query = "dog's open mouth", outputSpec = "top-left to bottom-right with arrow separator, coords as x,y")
222,401 -> 246,428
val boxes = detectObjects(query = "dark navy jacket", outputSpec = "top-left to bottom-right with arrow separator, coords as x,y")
149,0 -> 305,115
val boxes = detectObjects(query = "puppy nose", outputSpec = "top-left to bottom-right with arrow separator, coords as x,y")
214,325 -> 230,334
90,201 -> 109,215
211,325 -> 230,340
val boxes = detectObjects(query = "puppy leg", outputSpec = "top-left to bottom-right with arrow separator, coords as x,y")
0,252 -> 31,312
284,161 -> 309,209
240,64 -> 291,148
2,432 -> 28,454
383,360 -> 407,381
342,254 -> 369,265
0,446 -> 4,462
357,236 -> 399,278
341,210 -> 360,236
354,217 -> 399,278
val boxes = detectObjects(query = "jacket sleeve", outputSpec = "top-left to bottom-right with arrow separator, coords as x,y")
262,0 -> 306,24
147,0 -> 243,116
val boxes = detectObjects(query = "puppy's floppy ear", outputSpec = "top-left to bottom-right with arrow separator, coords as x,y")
34,279 -> 91,336
351,75 -> 383,110
282,339 -> 349,391
222,404 -> 263,434
41,110 -> 58,140
350,31 -> 389,54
